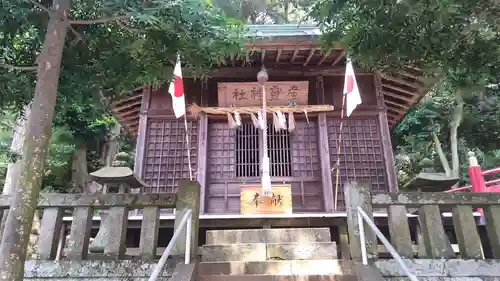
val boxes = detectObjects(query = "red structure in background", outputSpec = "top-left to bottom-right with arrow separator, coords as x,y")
446,152 -> 500,217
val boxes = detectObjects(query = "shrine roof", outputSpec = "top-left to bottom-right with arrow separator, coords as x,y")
111,24 -> 434,136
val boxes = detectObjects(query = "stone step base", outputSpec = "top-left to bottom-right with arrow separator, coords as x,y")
198,260 -> 355,275
198,274 -> 357,281
206,228 -> 331,244
202,242 -> 338,262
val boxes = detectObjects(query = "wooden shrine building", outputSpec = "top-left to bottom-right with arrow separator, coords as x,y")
110,24 -> 431,223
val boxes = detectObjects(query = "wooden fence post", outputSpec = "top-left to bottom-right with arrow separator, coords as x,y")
172,180 -> 200,261
344,181 -> 376,260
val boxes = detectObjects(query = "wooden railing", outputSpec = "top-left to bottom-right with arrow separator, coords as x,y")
0,180 -> 200,261
344,181 -> 500,260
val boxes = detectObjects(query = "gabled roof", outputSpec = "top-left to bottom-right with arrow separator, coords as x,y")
112,24 -> 433,136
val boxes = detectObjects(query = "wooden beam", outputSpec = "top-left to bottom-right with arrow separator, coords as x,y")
113,100 -> 141,113
317,49 -> 332,66
381,74 -> 418,89
290,49 -> 299,63
382,90 -> 413,103
275,49 -> 282,64
206,66 -> 372,78
386,105 -> 406,115
112,93 -> 142,106
383,83 -> 417,97
332,51 -> 345,67
115,107 -> 140,119
303,49 -> 316,67
384,98 -> 409,109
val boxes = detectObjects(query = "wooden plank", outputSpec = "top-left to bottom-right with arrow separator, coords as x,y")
170,263 -> 197,281
418,205 -> 454,258
38,207 -> 63,260
139,206 -> 160,260
303,49 -> 316,66
318,113 -> 334,212
104,207 -> 128,259
372,192 -> 500,206
0,193 -> 176,208
387,205 -> 413,258
217,81 -> 309,107
484,205 -> 500,258
66,207 -> 93,260
132,85 -> 150,184
344,181 -> 376,261
331,51 -> 345,67
452,205 -> 483,259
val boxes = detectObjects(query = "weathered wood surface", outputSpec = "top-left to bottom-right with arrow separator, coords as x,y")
372,192 -> 500,206
0,193 -> 176,208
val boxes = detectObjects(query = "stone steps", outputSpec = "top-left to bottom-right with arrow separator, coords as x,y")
202,242 -> 338,262
199,228 -> 346,281
198,274 -> 358,281
198,260 -> 355,275
206,227 -> 331,245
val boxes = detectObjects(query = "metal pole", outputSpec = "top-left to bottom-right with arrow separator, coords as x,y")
357,207 -> 419,281
185,212 -> 192,264
358,211 -> 368,265
149,210 -> 192,281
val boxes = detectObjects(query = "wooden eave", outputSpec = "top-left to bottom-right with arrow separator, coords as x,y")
111,40 -> 432,136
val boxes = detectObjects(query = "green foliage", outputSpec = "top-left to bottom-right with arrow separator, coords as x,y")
0,0 -> 245,192
392,85 -> 500,186
310,0 -> 500,85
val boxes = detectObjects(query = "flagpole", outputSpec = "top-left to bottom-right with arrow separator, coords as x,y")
333,91 -> 346,211
183,113 -> 193,181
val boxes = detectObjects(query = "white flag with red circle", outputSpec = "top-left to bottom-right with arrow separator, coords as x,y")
343,59 -> 362,117
168,57 -> 186,118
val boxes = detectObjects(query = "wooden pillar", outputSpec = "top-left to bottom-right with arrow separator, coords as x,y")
374,74 -> 398,192
197,114 -> 208,214
318,113 -> 334,212
133,86 -> 151,184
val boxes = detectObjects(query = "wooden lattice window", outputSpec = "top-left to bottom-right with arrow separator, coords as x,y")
235,122 -> 292,178
142,118 -> 198,193
236,123 -> 259,177
327,117 -> 387,209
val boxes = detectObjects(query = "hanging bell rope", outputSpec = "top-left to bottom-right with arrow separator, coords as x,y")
258,67 -> 273,196
188,103 -> 334,119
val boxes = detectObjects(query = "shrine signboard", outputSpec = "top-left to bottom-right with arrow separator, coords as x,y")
240,184 -> 292,215
217,81 -> 309,107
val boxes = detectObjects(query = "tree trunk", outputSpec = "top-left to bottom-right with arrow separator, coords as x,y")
102,122 -> 121,166
450,94 -> 464,177
0,0 -> 71,279
0,106 -> 30,243
432,132 -> 452,176
69,145 -> 90,193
